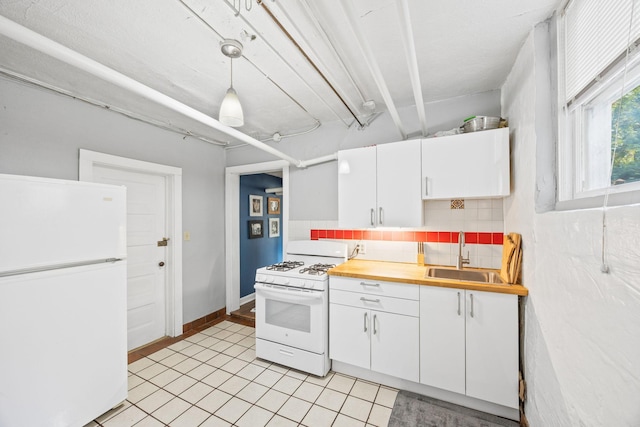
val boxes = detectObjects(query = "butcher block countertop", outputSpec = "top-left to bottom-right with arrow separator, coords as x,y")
328,259 -> 529,296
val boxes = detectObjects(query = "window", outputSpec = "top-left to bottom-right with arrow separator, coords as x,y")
558,0 -> 640,204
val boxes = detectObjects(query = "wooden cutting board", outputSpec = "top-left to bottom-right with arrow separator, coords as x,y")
500,233 -> 522,284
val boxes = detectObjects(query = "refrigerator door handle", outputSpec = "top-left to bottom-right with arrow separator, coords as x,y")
0,258 -> 124,277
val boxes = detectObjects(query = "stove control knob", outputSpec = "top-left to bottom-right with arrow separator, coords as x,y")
255,274 -> 265,282
266,276 -> 275,283
305,281 -> 314,290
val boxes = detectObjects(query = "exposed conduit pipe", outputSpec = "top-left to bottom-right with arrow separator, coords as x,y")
338,1 -> 407,140
258,1 -> 365,128
0,68 -> 229,147
397,0 -> 428,137
268,2 -> 364,122
0,15 -> 340,168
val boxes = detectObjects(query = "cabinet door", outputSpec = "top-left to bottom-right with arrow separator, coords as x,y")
421,127 -> 510,199
419,286 -> 465,394
338,146 -> 377,228
329,304 -> 370,370
377,140 -> 423,227
370,310 -> 419,382
465,291 -> 519,409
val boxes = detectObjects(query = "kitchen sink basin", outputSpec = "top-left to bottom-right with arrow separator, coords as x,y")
425,267 -> 504,284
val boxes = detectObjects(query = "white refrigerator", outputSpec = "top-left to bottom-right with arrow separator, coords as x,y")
0,174 -> 128,427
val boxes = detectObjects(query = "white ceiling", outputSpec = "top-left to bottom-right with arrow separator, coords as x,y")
0,0 -> 561,148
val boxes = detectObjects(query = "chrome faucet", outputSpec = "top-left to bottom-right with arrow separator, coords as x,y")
456,231 -> 470,270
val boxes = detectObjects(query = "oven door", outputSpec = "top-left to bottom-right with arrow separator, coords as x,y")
254,282 -> 327,354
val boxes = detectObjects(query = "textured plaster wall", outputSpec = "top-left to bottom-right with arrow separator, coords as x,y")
502,22 -> 640,426
0,77 -> 227,324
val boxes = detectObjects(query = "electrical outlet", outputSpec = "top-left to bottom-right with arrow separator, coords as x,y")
184,231 -> 191,241
357,243 -> 366,254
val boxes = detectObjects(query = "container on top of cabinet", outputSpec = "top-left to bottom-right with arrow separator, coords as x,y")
421,127 -> 510,200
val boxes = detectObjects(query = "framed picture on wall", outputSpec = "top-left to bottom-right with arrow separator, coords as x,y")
248,220 -> 263,238
249,195 -> 263,217
269,218 -> 280,238
267,197 -> 281,215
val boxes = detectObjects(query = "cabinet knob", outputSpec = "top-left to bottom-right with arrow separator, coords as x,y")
158,261 -> 165,267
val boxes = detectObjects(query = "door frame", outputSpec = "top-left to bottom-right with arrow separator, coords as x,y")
79,149 -> 183,338
225,160 -> 290,314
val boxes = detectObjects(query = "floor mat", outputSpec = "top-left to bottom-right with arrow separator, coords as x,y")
388,390 -> 519,427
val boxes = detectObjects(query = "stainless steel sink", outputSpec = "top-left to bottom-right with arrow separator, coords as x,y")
425,267 -> 504,284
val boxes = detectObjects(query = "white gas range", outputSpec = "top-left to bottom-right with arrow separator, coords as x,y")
254,240 -> 348,377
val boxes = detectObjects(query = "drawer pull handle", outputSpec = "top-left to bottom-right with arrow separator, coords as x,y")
457,292 -> 461,316
279,349 -> 294,357
470,293 -> 474,318
360,282 -> 380,287
360,297 -> 380,303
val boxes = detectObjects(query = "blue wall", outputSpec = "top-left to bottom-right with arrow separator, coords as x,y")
240,174 -> 283,297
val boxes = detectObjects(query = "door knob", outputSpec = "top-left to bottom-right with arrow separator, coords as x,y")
158,261 -> 165,267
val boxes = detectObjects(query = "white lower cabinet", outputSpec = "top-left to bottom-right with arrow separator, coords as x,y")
329,278 -> 419,382
419,286 -> 466,394
420,286 -> 519,409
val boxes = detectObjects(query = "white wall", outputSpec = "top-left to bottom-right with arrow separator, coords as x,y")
0,77 -> 227,324
502,21 -> 640,426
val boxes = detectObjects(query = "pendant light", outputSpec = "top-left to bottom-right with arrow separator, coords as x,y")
219,39 -> 244,127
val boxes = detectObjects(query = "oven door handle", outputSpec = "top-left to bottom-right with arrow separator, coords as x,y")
254,283 -> 324,302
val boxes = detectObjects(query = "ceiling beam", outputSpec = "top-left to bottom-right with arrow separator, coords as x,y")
338,1 -> 407,140
397,0 -> 428,137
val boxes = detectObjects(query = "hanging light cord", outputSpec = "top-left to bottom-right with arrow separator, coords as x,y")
601,0 -> 637,273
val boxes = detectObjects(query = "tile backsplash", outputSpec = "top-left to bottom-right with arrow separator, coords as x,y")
289,199 -> 505,269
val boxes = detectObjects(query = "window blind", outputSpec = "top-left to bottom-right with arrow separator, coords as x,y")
564,0 -> 640,102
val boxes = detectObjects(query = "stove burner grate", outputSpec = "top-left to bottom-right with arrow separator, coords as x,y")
299,263 -> 336,276
266,261 -> 304,272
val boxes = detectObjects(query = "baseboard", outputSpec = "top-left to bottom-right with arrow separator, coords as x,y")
182,307 -> 226,334
332,361 -> 520,421
240,293 -> 255,306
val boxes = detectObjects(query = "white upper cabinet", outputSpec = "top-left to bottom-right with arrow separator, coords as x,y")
338,140 -> 422,228
421,127 -> 510,200
338,146 -> 377,228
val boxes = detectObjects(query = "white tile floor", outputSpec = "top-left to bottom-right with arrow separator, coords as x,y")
87,320 -> 397,427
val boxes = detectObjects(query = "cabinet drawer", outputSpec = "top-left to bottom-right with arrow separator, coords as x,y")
330,289 -> 419,317
330,277 -> 419,300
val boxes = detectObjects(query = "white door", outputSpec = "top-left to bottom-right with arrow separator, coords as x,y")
420,286 -> 466,394
338,146 -> 377,228
421,128 -> 510,199
329,304 -> 370,369
466,291 -> 519,409
370,310 -> 419,382
93,166 -> 167,350
377,139 -> 423,227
